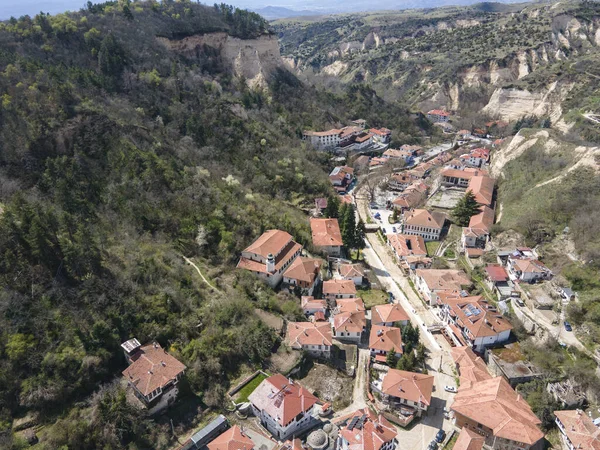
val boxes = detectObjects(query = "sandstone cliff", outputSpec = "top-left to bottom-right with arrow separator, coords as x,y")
158,32 -> 282,89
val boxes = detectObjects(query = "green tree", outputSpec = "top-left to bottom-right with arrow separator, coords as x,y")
341,203 -> 357,249
324,195 -> 340,218
386,348 -> 398,367
452,190 -> 481,226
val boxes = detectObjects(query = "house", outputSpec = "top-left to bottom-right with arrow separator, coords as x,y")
301,296 -> 328,316
451,376 -> 544,450
388,234 -> 427,262
371,303 -> 410,327
402,209 -> 446,241
383,149 -> 412,163
303,129 -> 342,149
121,340 -> 186,414
369,325 -> 403,363
402,256 -> 433,271
311,218 -> 343,257
462,205 -> 495,250
453,428 -> 485,450
459,148 -> 490,168
323,279 -> 357,301
451,346 -> 491,389
400,144 -> 423,156
335,297 -> 365,314
336,408 -> 397,450
414,269 -> 471,306
555,410 -> 600,450
457,130 -> 472,140
468,175 -> 495,207
283,258 -> 321,296
207,425 -> 255,450
237,230 -> 302,288
286,322 -> 333,358
370,128 -> 392,144
354,132 -> 374,149
373,369 -> 434,417
427,109 -> 450,123
339,263 -> 366,286
392,183 -> 428,212
248,374 -> 320,441
332,309 -> 366,342
485,346 -> 542,387
329,166 -> 355,194
484,265 -> 518,300
439,296 -> 513,351
388,173 -> 414,191
370,157 -> 389,169
440,168 -> 488,188
507,257 -> 552,283
353,155 -> 370,172
339,126 -> 365,147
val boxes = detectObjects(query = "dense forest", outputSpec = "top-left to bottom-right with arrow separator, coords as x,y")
0,1 -> 428,448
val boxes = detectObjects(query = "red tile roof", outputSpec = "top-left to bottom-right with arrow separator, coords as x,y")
208,426 -> 255,450
323,279 -> 357,296
339,409 -> 397,450
468,205 -> 494,232
243,230 -> 293,258
485,265 -> 509,282
467,175 -> 494,207
404,209 -> 445,229
450,346 -> 491,387
248,374 -> 319,426
381,369 -> 434,406
311,218 -> 343,247
339,263 -> 365,279
371,303 -> 409,325
336,298 -> 366,313
453,428 -> 485,450
283,257 -> 321,284
301,296 -> 327,311
388,234 -> 427,258
122,343 -> 186,396
554,410 -> 600,450
369,326 -> 403,354
451,377 -> 544,446
333,310 -> 366,333
427,109 -> 450,117
444,296 -> 513,339
287,322 -> 333,348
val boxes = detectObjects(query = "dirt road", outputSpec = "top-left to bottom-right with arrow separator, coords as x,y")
335,348 -> 369,417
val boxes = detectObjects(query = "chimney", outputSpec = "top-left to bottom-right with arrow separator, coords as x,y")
377,329 -> 383,337
161,361 -> 166,367
266,253 -> 276,273
153,342 -> 158,349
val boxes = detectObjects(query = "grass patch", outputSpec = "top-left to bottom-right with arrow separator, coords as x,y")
444,248 -> 456,258
235,372 -> 268,403
350,249 -> 365,261
359,288 -> 389,309
426,241 -> 441,256
443,432 -> 458,449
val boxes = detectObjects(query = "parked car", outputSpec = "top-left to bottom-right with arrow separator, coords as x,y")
564,321 -> 572,332
427,440 -> 438,450
392,226 -> 397,233
435,429 -> 446,443
444,385 -> 457,393
374,212 -> 381,219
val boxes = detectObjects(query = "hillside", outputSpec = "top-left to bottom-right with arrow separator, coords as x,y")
0,2 -> 427,448
275,1 -> 600,139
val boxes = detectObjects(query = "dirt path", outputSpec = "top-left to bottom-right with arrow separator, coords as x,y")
182,255 -> 218,291
335,349 -> 369,417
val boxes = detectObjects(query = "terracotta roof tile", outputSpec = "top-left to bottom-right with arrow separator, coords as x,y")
339,409 -> 397,450
333,310 -> 366,333
369,326 -> 403,354
287,322 -> 333,348
554,410 -> 600,450
453,428 -> 485,450
311,218 -> 343,247
381,369 -> 434,406
283,257 -> 321,284
404,209 -> 446,229
323,279 -> 357,296
208,426 -> 254,450
371,303 -> 409,325
243,230 -> 294,259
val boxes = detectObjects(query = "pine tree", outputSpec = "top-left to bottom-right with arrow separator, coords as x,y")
341,204 -> 357,249
386,349 -> 398,367
324,195 -> 340,218
355,219 -> 366,252
451,190 -> 481,227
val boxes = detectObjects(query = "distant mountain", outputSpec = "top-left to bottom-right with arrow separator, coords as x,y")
252,6 -> 322,19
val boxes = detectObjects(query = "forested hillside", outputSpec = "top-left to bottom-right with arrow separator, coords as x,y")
0,2 -> 426,448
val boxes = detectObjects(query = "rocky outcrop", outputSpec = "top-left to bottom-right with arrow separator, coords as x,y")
157,32 -> 282,88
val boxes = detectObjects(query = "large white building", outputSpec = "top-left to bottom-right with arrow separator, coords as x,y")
237,230 -> 302,288
302,129 -> 342,149
402,209 -> 446,241
248,374 -> 320,441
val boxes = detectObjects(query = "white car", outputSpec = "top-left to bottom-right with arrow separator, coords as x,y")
444,385 -> 457,393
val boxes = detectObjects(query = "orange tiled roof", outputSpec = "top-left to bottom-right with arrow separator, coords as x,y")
339,409 -> 397,450
554,410 -> 600,450
369,325 -> 403,354
333,310 -> 366,333
427,109 -> 449,116
453,428 -> 485,450
339,263 -> 365,279
311,218 -> 343,247
404,209 -> 446,229
122,343 -> 186,396
468,205 -> 494,232
283,257 -> 321,284
237,240 -> 302,274
381,369 -> 434,406
248,374 -> 318,426
208,425 -> 254,450
323,279 -> 357,296
336,297 -> 366,313
451,377 -> 544,446
243,229 -> 293,258
388,234 -> 427,258
301,296 -> 327,310
468,176 -> 494,207
415,269 -> 471,292
287,322 -> 333,348
371,303 -> 409,325
444,296 -> 513,339
450,346 -> 491,387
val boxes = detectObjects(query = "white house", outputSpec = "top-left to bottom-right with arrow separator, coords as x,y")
372,369 -> 434,418
303,129 -> 342,149
248,374 -> 320,441
286,322 -> 333,358
283,257 -> 321,296
402,209 -> 446,241
338,263 -> 365,286
414,269 -> 471,306
507,257 -> 553,283
301,296 -> 328,316
369,325 -> 403,363
310,218 -> 343,257
237,230 -> 302,288
426,109 -> 450,123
